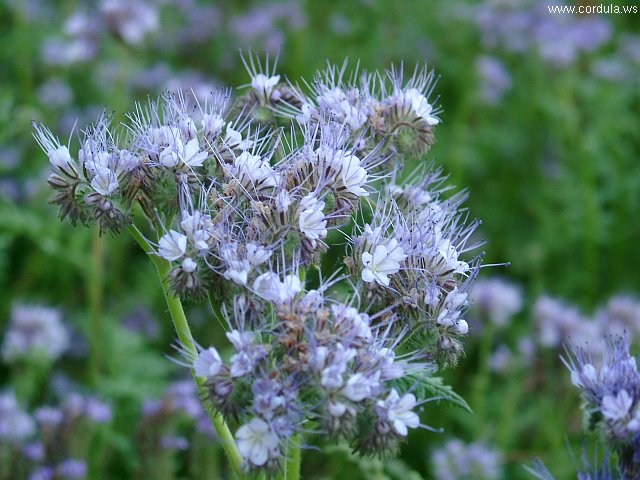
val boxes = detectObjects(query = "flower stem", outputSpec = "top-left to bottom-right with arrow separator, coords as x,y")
128,225 -> 244,479
284,434 -> 302,480
88,228 -> 105,384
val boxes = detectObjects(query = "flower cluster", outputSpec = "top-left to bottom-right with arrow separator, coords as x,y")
35,58 -> 482,473
564,335 -> 640,477
193,291 -> 424,468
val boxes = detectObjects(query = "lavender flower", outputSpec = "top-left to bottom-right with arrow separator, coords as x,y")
431,438 -> 503,480
564,335 -> 640,477
1,304 -> 69,363
475,56 -> 512,104
55,459 -> 86,479
235,418 -> 280,467
466,0 -> 612,68
0,391 -> 35,443
471,277 -> 522,327
533,295 -> 597,350
595,295 -> 640,337
100,0 -> 159,45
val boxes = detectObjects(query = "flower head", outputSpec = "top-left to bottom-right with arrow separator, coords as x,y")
235,417 -> 280,467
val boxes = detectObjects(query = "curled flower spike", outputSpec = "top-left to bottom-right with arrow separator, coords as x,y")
35,56 -> 485,473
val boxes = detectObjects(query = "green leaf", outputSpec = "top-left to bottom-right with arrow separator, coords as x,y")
393,374 -> 472,413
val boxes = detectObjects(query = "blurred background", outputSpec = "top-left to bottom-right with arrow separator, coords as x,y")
0,0 -> 639,478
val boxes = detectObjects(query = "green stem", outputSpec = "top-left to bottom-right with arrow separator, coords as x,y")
128,225 -> 244,479
88,228 -> 105,383
471,321 -> 494,438
495,367 -> 523,448
284,434 -> 302,480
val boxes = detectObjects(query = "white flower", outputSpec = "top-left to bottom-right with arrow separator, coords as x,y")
435,235 -> 469,275
310,345 -> 329,371
180,211 -> 204,237
340,154 -> 368,197
235,418 -> 279,467
180,211 -> 213,251
227,329 -> 265,378
224,125 -> 254,151
232,151 -> 278,188
320,345 -> 356,389
49,145 -> 73,169
298,194 -> 327,243
317,87 -> 366,130
396,88 -> 439,125
317,87 -> 347,111
275,190 -> 292,213
158,230 -> 187,261
201,113 -> 225,138
224,260 -> 250,286
179,137 -> 208,167
297,103 -> 316,124
377,389 -> 420,436
253,272 -> 302,305
90,165 -> 119,196
571,363 -> 597,388
193,347 -> 222,378
181,257 -> 197,273
449,319 -> 469,335
251,73 -> 280,101
226,329 -> 254,351
246,243 -> 272,266
159,141 -> 180,168
376,348 -> 404,380
177,114 -> 197,140
82,149 -> 112,176
117,149 -> 139,173
331,304 -> 372,341
149,125 -> 180,147
191,230 -> 211,251
221,244 -> 250,285
437,288 -> 469,335
602,389 -> 633,421
361,240 -> 406,287
160,138 -> 208,168
341,373 -> 378,402
327,401 -> 348,418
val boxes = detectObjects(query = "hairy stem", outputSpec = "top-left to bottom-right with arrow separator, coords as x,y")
284,434 -> 302,480
128,225 -> 244,479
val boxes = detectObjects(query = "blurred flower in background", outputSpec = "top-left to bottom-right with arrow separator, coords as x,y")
431,438 -> 503,480
1,305 -> 68,364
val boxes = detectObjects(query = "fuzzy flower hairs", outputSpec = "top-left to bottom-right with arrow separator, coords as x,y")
34,56 -> 482,474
